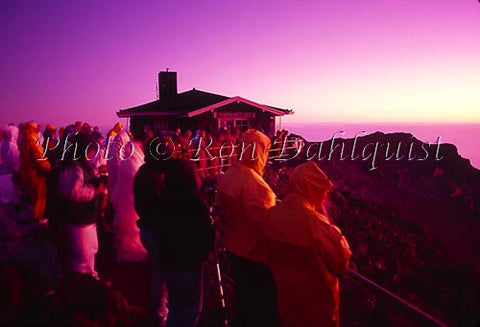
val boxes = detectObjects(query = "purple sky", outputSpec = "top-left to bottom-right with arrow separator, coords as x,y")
1,0 -> 479,128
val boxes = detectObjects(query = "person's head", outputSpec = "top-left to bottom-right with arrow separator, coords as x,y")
22,121 -> 40,142
286,161 -> 333,211
58,126 -> 65,138
62,132 -> 97,163
63,125 -> 77,140
165,160 -> 201,196
92,130 -> 103,141
74,121 -> 82,132
145,135 -> 175,166
238,128 -> 271,176
25,121 -> 39,135
44,124 -> 57,139
113,122 -> 123,133
82,123 -> 92,134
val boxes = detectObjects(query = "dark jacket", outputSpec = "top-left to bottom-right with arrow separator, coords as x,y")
134,159 -> 214,270
134,162 -> 167,230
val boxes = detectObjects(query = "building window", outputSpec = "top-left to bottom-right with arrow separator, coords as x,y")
225,120 -> 235,131
235,119 -> 248,131
218,118 -> 249,132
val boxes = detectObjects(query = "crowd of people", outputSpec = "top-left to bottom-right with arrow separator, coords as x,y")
0,121 -> 351,327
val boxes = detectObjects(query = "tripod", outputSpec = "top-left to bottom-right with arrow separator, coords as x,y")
206,186 -> 229,327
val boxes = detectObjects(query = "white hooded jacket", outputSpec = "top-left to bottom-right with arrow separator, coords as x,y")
0,125 -> 20,175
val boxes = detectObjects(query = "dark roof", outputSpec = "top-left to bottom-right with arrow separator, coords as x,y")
117,89 -> 292,118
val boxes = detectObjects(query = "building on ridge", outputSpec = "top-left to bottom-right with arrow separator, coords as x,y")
117,71 -> 293,136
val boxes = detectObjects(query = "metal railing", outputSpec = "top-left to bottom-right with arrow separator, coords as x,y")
203,260 -> 448,326
164,138 -> 303,173
345,268 -> 448,326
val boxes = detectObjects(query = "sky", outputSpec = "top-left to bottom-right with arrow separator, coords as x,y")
1,0 -> 479,128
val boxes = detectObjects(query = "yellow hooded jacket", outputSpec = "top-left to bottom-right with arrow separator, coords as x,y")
263,161 -> 351,327
19,122 -> 51,219
217,129 -> 275,262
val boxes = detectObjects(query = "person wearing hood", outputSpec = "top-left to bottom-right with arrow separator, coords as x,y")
262,161 -> 351,327
0,125 -> 20,175
55,132 -> 106,278
110,134 -> 148,263
19,121 -> 51,220
107,122 -> 123,138
217,128 -> 279,326
106,129 -> 131,195
42,124 -> 59,169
